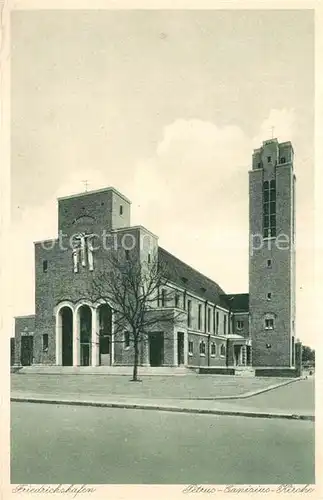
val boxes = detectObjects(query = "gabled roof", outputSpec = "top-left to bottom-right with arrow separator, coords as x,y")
223,293 -> 249,312
158,247 -> 228,309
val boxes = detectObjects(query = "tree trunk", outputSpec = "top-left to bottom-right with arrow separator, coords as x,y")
132,337 -> 140,381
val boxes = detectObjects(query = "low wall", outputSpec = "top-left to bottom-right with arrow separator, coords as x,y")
198,367 -> 235,375
255,368 -> 298,378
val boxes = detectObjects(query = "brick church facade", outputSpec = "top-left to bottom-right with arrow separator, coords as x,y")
14,139 -> 297,375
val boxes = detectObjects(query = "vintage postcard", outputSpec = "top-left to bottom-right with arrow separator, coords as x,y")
1,0 -> 320,498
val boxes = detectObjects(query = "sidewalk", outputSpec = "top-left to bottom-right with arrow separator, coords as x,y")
11,390 -> 314,421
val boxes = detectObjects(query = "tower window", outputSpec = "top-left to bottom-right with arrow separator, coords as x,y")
42,260 -> 48,273
267,292 -> 272,300
257,162 -> 261,168
267,259 -> 272,268
265,318 -> 274,330
267,156 -> 272,163
280,157 -> 286,164
120,205 -> 123,215
263,179 -> 276,238
125,249 -> 130,260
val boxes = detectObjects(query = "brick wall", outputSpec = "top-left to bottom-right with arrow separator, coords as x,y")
232,312 -> 249,338
187,333 -> 226,367
58,188 -> 131,238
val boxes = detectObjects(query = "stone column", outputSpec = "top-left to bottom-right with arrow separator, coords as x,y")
55,313 -> 62,366
173,331 -> 178,366
184,331 -> 189,366
91,307 -> 99,366
73,309 -> 80,366
141,335 -> 150,366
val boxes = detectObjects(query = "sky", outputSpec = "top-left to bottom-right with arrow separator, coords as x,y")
10,9 -> 315,345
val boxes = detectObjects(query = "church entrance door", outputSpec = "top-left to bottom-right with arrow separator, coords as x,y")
234,345 -> 241,366
61,307 -> 73,366
21,335 -> 33,366
149,333 -> 164,367
177,332 -> 185,365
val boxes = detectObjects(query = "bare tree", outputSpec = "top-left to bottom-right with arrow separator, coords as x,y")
86,251 -> 185,381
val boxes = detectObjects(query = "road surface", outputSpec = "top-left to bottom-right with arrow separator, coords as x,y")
11,402 -> 315,484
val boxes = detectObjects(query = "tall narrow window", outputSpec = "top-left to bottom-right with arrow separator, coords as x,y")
216,311 -> 219,334
263,179 -> 276,238
161,289 -> 166,307
120,205 -> 123,215
199,341 -> 206,356
148,252 -> 151,264
175,293 -> 180,308
124,331 -> 130,348
42,260 -> 48,273
42,334 -> 48,352
207,308 -> 211,333
198,304 -> 202,330
224,315 -> 227,335
125,249 -> 130,260
187,300 -> 192,328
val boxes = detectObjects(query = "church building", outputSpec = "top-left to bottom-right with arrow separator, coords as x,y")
14,139 -> 298,376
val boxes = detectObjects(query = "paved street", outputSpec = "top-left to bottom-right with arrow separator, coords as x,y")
11,402 -> 314,485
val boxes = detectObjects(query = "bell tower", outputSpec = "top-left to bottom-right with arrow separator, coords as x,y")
249,139 -> 296,368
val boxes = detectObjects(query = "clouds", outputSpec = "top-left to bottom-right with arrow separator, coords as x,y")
131,108 -> 296,232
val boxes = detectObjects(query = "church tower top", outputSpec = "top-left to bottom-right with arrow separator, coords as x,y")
251,139 -> 294,171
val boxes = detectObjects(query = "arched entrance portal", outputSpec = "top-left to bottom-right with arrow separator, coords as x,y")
60,307 -> 73,366
98,304 -> 112,366
79,305 -> 92,366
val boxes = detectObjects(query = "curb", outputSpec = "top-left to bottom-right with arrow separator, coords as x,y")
11,397 -> 314,422
213,377 -> 303,401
